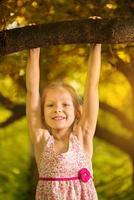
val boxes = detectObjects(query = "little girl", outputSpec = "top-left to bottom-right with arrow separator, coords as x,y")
26,44 -> 101,200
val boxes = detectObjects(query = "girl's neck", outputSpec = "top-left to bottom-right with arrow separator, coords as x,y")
51,127 -> 72,141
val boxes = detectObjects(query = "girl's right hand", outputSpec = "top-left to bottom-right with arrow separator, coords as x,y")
29,48 -> 40,56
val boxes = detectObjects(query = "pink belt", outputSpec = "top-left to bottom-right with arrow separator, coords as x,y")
39,168 -> 92,183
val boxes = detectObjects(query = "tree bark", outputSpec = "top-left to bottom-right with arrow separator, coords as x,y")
0,18 -> 134,56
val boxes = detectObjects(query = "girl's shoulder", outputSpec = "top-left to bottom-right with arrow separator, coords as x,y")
35,128 -> 50,143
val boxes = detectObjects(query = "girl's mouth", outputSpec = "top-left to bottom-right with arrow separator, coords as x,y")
52,116 -> 66,121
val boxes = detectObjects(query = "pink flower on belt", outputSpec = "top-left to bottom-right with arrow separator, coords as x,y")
78,168 -> 92,183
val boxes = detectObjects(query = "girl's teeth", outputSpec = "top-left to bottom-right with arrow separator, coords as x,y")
54,117 -> 64,120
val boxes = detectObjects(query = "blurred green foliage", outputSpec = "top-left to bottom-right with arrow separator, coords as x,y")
0,0 -> 134,199
0,118 -> 30,200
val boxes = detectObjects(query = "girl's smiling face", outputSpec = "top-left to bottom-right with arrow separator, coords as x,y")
44,87 -> 75,131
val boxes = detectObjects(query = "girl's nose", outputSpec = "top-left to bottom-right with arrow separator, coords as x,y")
54,106 -> 62,113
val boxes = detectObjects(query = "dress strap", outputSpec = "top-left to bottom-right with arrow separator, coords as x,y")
38,135 -> 53,167
45,135 -> 54,147
70,134 -> 82,151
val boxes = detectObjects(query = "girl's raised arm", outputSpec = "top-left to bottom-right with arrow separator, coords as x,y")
79,44 -> 101,140
26,48 -> 46,147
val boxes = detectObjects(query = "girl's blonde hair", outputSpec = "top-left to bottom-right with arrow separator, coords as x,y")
41,81 -> 82,127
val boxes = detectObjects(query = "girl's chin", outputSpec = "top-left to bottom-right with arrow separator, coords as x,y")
49,124 -> 71,130
51,125 -> 67,130
46,121 -> 74,130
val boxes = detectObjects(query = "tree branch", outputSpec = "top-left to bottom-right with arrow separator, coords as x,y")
100,101 -> 134,133
108,48 -> 134,85
0,92 -> 26,127
1,18 -> 134,56
0,92 -> 15,110
0,112 -> 24,128
96,125 -> 134,157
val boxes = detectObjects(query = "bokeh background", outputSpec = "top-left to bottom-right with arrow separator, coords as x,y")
0,0 -> 134,199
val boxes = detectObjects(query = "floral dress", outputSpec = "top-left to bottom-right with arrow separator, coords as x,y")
36,133 -> 98,200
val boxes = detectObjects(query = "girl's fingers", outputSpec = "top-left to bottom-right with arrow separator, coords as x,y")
29,48 -> 40,54
88,16 -> 102,19
30,48 -> 40,51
